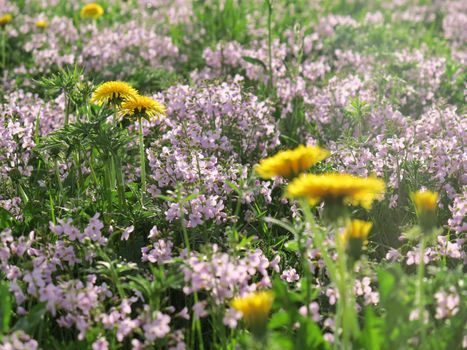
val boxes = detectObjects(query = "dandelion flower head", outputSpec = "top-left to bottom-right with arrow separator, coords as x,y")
80,3 -> 104,20
91,81 -> 138,106
0,14 -> 13,26
341,220 -> 373,246
411,190 -> 438,213
286,173 -> 386,209
119,95 -> 166,121
255,145 -> 330,180
35,20 -> 48,29
232,291 -> 274,329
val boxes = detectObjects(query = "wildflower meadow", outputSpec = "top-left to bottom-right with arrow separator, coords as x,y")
0,0 -> 466,349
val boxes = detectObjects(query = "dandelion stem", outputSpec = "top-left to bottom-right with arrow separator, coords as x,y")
104,157 -> 113,216
1,29 -> 6,71
335,217 -> 359,350
416,236 -> 427,342
113,151 -> 126,210
297,201 -> 312,315
300,200 -> 344,344
138,117 -> 147,202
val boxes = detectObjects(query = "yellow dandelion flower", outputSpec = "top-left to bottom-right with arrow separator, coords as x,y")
341,220 -> 373,261
0,14 -> 13,26
119,95 -> 166,121
80,3 -> 104,20
286,173 -> 386,209
341,220 -> 373,246
35,20 -> 48,29
410,190 -> 438,213
232,291 -> 273,335
255,145 -> 330,179
91,81 -> 138,106
411,190 -> 438,231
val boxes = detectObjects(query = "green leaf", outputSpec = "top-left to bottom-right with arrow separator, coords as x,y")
284,240 -> 299,252
295,317 -> 326,349
377,268 -> 396,304
0,208 -> 15,230
269,332 -> 293,350
268,311 -> 291,330
12,303 -> 47,334
242,56 -> 268,71
0,282 -> 12,334
263,217 -> 299,236
225,180 -> 241,194
360,307 -> 384,350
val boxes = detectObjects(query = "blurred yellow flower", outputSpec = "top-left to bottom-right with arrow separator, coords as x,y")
411,190 -> 438,213
286,173 -> 385,209
35,20 -> 48,29
80,3 -> 104,20
91,81 -> 138,106
341,220 -> 372,245
0,14 -> 13,26
232,291 -> 273,333
119,95 -> 166,121
255,145 -> 330,179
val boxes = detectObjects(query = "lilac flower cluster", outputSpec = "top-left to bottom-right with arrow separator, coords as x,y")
134,0 -> 194,25
0,90 -> 66,180
0,217 -> 187,348
448,190 -> 467,234
385,235 -> 464,265
0,331 -> 38,350
81,21 -> 182,76
442,1 -> 467,65
5,13 -> 180,77
1,223 -> 107,339
21,16 -> 79,73
331,105 -> 466,210
182,246 -> 272,303
1,0 -> 17,13
434,287 -> 460,320
147,81 -> 280,227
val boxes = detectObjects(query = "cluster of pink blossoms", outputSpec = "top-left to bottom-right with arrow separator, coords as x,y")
182,247 -> 274,304
81,21 -> 182,77
146,81 -> 280,227
0,90 -> 67,179
0,217 -> 186,349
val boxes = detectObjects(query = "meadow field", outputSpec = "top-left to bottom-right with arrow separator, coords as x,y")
0,0 -> 465,349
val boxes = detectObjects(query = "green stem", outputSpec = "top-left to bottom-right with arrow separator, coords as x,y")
296,211 -> 312,315
104,157 -> 113,216
113,152 -> 126,210
54,160 -> 63,196
336,232 -> 352,350
177,192 -> 205,350
334,217 -> 359,350
64,94 -> 70,127
300,201 -> 337,282
266,0 -> 273,91
138,118 -> 146,202
301,202 -> 359,349
49,192 -> 56,225
89,150 -> 100,193
416,237 -> 427,342
1,29 -> 6,71
300,202 -> 346,348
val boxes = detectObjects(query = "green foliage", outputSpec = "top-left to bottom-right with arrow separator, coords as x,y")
0,282 -> 12,335
193,0 -> 250,44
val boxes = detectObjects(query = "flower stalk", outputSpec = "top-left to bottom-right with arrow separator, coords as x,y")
138,117 -> 146,201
